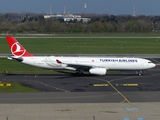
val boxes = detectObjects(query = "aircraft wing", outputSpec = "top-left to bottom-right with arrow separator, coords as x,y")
66,63 -> 94,69
57,59 -> 108,75
56,59 -> 97,69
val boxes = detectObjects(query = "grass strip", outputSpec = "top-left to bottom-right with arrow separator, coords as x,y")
0,82 -> 39,92
1,37 -> 160,54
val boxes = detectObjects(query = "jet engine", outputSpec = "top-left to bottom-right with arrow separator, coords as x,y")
89,68 -> 106,75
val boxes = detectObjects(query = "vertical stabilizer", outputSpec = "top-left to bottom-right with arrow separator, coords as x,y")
6,36 -> 33,57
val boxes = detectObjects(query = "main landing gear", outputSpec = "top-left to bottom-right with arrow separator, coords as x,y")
136,71 -> 142,76
76,69 -> 84,76
76,72 -> 84,76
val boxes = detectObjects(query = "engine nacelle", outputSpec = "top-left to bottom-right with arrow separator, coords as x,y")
89,68 -> 106,75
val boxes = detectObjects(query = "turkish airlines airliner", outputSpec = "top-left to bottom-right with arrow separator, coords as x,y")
6,36 -> 155,76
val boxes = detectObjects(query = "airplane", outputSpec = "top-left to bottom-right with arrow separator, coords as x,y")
6,36 -> 156,76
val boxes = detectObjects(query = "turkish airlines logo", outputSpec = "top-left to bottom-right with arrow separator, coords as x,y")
11,42 -> 26,57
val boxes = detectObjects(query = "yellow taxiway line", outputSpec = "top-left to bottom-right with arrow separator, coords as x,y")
94,83 -> 138,87
87,77 -> 135,106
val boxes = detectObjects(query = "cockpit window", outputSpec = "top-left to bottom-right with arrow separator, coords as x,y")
148,62 -> 152,63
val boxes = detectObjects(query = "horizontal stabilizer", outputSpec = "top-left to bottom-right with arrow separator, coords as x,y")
7,56 -> 23,62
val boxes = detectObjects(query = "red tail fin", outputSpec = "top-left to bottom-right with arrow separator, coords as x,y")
6,36 -> 33,57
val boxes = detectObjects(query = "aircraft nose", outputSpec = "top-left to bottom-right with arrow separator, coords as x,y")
152,63 -> 156,68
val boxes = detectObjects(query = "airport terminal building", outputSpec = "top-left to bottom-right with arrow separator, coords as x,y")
44,14 -> 91,23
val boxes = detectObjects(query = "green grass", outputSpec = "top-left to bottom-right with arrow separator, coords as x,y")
2,34 -> 148,92
0,82 -> 39,92
1,36 -> 160,54
5,33 -> 160,37
1,34 -> 160,74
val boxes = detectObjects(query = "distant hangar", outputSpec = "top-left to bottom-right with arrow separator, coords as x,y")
44,14 -> 91,23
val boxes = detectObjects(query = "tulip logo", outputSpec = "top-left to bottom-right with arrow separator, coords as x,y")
11,42 -> 26,57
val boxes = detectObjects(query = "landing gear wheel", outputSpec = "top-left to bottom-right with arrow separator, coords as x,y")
136,71 -> 142,76
80,73 -> 83,76
76,72 -> 80,76
76,72 -> 84,76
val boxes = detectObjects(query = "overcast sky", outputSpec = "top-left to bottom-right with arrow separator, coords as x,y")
0,0 -> 160,16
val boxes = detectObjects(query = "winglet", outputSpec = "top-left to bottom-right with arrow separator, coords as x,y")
6,36 -> 33,57
56,59 -> 62,64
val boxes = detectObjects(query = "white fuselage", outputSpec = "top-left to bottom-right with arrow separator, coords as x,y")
21,56 -> 155,71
